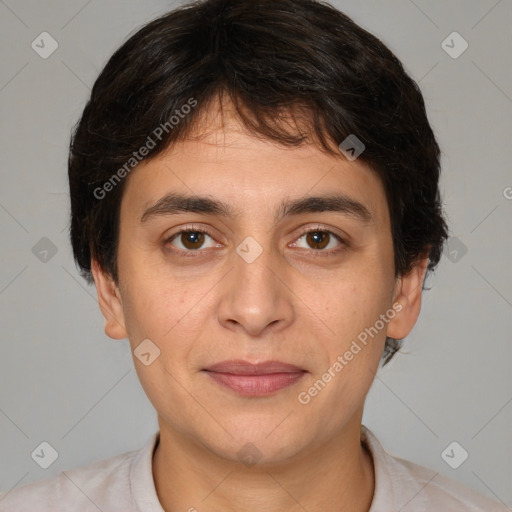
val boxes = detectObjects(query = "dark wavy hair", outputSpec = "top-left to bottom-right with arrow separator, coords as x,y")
67,0 -> 448,365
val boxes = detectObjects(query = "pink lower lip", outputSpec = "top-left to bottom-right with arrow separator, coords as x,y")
204,371 -> 306,396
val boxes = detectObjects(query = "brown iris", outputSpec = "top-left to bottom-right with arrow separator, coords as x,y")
180,231 -> 206,250
306,231 -> 330,250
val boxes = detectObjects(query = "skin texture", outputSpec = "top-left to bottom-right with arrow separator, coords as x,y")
92,100 -> 428,512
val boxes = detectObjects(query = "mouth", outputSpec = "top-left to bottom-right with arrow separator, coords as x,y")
202,360 -> 307,397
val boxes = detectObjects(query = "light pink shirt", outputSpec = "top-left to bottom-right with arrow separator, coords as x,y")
0,426 -> 506,511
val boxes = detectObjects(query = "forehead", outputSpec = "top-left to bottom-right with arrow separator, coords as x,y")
120,101 -> 389,228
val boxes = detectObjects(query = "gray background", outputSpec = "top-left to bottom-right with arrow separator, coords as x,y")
1,0 -> 511,507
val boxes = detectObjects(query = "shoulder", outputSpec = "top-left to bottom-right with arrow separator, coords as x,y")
0,445 -> 141,512
361,426 -> 507,512
390,455 -> 506,511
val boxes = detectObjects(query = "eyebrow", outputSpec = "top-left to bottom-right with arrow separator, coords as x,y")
140,192 -> 373,224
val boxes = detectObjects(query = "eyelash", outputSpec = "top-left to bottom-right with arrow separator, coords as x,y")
164,224 -> 346,258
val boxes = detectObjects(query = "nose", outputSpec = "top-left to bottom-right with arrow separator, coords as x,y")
217,245 -> 295,337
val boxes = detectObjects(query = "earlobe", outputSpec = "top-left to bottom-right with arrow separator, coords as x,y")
91,260 -> 128,340
387,257 -> 430,341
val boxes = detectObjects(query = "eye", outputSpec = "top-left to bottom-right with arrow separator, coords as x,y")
165,225 -> 345,256
166,228 -> 219,252
291,228 -> 344,253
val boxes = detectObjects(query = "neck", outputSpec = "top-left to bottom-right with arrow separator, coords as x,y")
152,415 -> 375,512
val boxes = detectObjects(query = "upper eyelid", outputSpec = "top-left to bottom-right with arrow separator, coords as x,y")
166,225 -> 218,243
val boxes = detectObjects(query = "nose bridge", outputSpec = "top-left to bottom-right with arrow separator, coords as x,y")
235,243 -> 277,299
217,236 -> 293,335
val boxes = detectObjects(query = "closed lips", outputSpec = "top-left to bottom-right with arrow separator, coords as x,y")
203,360 -> 306,375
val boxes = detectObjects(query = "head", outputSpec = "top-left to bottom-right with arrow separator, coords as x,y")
68,0 -> 448,462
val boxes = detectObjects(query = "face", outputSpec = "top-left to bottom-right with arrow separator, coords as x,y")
93,102 -> 427,465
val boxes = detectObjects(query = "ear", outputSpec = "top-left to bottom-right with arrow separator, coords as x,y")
386,256 -> 430,340
91,259 -> 128,340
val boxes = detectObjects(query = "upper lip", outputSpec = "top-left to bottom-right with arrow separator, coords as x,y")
204,360 -> 305,375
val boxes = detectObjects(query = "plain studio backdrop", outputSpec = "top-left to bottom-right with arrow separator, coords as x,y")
0,0 -> 511,506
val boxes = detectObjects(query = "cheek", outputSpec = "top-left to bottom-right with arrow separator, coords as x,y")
320,268 -> 393,345
118,257 -> 217,351
121,280 -> 186,343
307,278 -> 392,393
